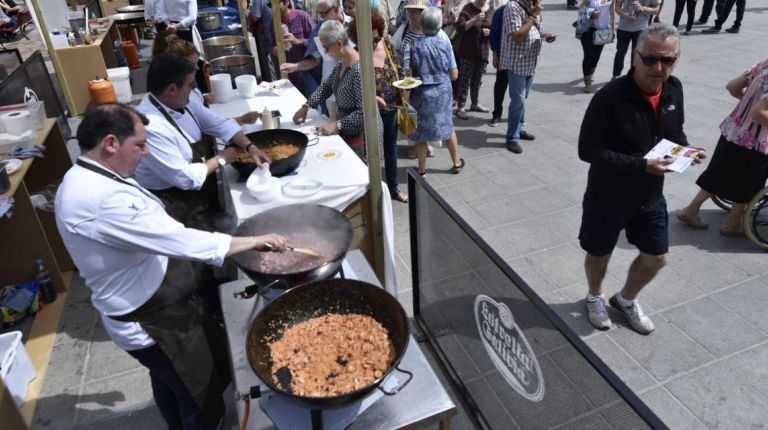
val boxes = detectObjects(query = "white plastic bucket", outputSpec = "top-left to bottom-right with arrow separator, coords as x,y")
0,331 -> 36,406
106,67 -> 132,104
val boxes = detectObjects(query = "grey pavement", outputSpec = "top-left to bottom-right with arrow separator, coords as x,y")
32,2 -> 768,429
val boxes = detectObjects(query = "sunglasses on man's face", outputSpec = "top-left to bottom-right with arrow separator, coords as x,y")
635,51 -> 678,67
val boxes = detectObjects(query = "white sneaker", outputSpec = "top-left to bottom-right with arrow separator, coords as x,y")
609,294 -> 655,334
586,295 -> 612,330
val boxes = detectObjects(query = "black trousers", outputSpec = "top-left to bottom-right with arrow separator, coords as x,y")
580,29 -> 606,77
714,0 -> 745,28
492,67 -> 509,120
127,344 -> 214,430
612,29 -> 640,77
698,0 -> 716,21
673,0 -> 697,31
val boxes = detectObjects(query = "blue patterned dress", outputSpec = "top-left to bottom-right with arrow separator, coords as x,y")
406,35 -> 457,142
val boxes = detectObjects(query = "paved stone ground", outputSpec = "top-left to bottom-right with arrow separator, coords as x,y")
29,1 -> 768,428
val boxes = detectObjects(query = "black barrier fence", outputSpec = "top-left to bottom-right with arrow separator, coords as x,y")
0,50 -> 71,140
408,171 -> 667,430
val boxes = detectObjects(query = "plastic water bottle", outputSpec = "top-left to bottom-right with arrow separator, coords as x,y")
35,259 -> 57,304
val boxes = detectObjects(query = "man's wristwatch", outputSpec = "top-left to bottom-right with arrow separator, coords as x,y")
216,156 -> 227,169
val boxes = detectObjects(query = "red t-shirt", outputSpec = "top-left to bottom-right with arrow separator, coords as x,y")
643,86 -> 662,123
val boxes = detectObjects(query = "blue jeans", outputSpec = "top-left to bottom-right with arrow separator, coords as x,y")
505,71 -> 533,141
128,344 -> 218,430
380,109 -> 399,194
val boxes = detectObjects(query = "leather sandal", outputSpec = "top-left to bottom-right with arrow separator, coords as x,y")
391,190 -> 409,203
451,158 -> 465,174
719,224 -> 744,236
676,210 -> 708,229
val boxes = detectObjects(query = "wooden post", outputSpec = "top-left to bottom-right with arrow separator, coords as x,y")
30,0 -> 74,116
271,0 -> 289,79
356,0 -> 386,281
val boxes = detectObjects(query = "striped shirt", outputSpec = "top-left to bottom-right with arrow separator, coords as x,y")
498,0 -> 542,76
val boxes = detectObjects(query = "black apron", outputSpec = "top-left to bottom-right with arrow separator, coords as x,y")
77,160 -> 231,425
148,95 -> 223,232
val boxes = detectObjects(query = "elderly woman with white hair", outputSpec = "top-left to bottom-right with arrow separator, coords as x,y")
405,6 -> 465,175
292,20 -> 383,161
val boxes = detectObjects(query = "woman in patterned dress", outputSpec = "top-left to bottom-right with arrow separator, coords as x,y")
405,6 -> 465,175
292,20 -> 383,161
677,59 -> 768,235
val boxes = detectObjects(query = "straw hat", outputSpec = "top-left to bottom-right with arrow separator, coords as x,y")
403,0 -> 429,10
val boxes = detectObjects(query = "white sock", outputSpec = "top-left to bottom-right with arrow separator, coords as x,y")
616,292 -> 634,307
587,293 -> 604,301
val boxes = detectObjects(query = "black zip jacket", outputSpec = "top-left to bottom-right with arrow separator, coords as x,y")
578,70 -> 688,208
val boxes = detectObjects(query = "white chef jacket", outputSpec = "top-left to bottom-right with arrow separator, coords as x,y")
144,0 -> 170,23
134,93 -> 240,191
54,157 -> 232,318
158,0 -> 197,29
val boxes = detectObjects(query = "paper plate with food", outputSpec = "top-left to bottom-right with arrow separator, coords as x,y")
315,149 -> 342,162
393,77 -> 422,90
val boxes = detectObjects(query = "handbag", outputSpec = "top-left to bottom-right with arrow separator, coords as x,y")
384,41 -> 418,136
593,28 -> 615,44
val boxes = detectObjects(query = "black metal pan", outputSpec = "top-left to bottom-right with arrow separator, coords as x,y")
246,279 -> 411,408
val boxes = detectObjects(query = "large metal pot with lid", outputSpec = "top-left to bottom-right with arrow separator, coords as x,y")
231,204 -> 353,292
197,11 -> 222,31
203,35 -> 249,61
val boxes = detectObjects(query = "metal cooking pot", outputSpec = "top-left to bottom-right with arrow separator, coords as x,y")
115,5 -> 145,13
246,279 -> 411,408
197,11 -> 222,31
231,129 -> 317,179
203,35 -> 249,61
232,204 -> 353,289
209,55 -> 257,86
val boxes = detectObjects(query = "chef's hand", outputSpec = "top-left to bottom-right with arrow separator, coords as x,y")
219,145 -> 239,164
167,22 -> 179,32
320,121 -> 338,136
591,9 -> 601,18
293,104 -> 309,124
254,234 -> 288,252
645,158 -> 674,175
247,143 -> 270,165
280,63 -> 299,74
146,16 -> 156,26
237,111 -> 260,125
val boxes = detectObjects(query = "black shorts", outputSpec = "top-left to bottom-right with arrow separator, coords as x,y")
579,196 -> 669,256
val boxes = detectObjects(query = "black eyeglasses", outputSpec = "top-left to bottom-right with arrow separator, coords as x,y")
635,51 -> 678,67
317,5 -> 336,17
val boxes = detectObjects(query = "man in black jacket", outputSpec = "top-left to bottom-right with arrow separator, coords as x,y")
577,23 -> 704,335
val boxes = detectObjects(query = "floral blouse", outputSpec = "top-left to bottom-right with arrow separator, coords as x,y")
375,38 -> 404,109
720,59 -> 768,154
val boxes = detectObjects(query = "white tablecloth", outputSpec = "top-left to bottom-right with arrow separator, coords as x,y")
210,79 -> 397,294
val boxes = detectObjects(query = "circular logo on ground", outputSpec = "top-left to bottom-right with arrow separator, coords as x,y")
474,294 -> 545,402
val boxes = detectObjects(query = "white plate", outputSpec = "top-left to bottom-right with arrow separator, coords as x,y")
283,179 -> 323,198
315,149 -> 341,162
2,158 -> 22,175
393,78 -> 422,90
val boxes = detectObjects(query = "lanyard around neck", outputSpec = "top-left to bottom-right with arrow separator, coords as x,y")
148,94 -> 203,145
76,159 -> 164,206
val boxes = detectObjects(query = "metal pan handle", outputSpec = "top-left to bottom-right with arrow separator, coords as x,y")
377,365 -> 413,396
260,278 -> 290,296
307,137 -> 320,147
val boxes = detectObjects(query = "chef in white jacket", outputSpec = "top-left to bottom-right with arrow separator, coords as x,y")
55,103 -> 287,429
